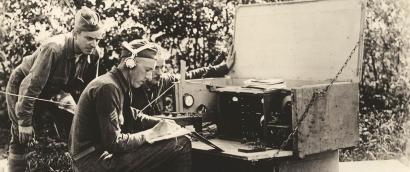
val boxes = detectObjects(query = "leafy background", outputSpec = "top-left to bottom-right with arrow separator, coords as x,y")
0,0 -> 409,171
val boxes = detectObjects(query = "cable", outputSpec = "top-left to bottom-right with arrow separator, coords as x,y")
0,90 -> 74,106
137,83 -> 176,115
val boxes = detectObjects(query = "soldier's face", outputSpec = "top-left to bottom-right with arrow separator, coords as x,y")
148,64 -> 163,85
75,31 -> 102,55
129,58 -> 156,88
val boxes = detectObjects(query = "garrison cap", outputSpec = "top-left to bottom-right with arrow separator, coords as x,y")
74,7 -> 102,33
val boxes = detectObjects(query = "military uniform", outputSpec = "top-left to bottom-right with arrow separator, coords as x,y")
6,33 -> 99,171
69,68 -> 191,172
132,63 -> 229,115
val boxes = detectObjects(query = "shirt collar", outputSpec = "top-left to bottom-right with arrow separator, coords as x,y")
110,67 -> 130,95
75,54 -> 83,63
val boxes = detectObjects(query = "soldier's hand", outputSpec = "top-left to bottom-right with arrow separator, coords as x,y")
57,93 -> 77,115
226,43 -> 236,70
98,151 -> 115,169
163,119 -> 181,131
130,107 -> 143,120
145,120 -> 182,143
18,126 -> 34,144
164,119 -> 178,126
151,120 -> 181,137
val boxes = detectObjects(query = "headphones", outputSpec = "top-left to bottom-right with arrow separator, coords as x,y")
123,57 -> 136,69
122,41 -> 161,69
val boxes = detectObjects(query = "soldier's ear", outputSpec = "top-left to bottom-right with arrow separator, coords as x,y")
73,30 -> 80,38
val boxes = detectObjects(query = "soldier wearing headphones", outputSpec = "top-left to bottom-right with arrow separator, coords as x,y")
132,40 -> 235,115
69,40 -> 191,172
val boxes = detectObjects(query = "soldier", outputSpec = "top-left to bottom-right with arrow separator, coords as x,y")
6,7 -> 103,172
69,40 -> 191,172
132,41 -> 235,115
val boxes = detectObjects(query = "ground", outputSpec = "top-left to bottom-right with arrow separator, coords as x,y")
0,122 -> 409,171
0,158 -> 409,172
339,160 -> 410,172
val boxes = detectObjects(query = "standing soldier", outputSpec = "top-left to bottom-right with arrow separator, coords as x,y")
6,7 -> 103,172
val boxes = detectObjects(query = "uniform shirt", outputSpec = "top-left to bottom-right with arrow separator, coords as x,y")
69,68 -> 161,157
132,62 -> 229,115
12,33 -> 99,127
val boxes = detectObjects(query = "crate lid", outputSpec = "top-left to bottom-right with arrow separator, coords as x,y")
230,0 -> 364,82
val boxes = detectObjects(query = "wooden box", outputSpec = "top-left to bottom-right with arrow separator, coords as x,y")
175,0 -> 364,159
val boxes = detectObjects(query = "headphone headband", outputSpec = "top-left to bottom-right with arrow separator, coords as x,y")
122,41 -> 159,59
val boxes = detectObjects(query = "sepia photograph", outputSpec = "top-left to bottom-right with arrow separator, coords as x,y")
0,0 -> 409,171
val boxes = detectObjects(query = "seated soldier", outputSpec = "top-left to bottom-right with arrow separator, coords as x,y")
69,40 -> 191,172
132,41 -> 235,115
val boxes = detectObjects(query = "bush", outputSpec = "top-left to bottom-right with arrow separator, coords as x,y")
0,0 -> 409,170
340,0 -> 410,161
0,0 -> 236,125
0,0 -> 243,171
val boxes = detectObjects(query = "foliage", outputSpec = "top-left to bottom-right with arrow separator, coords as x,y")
0,0 -> 233,125
340,0 -> 410,161
0,0 -> 409,170
26,134 -> 72,172
0,0 -> 257,171
0,0 -> 279,128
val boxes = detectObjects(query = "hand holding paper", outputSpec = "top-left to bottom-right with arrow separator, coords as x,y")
145,120 -> 191,143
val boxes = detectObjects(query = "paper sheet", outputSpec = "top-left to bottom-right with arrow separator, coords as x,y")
146,128 -> 192,143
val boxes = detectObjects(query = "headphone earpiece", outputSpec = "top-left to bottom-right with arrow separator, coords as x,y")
124,57 -> 136,69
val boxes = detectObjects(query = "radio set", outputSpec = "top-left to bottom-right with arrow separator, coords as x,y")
171,0 -> 364,160
215,87 -> 293,149
162,0 -> 365,171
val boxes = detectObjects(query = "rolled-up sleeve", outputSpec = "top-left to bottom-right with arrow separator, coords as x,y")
96,84 -> 153,153
160,62 -> 229,87
15,46 -> 56,127
187,63 -> 228,78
